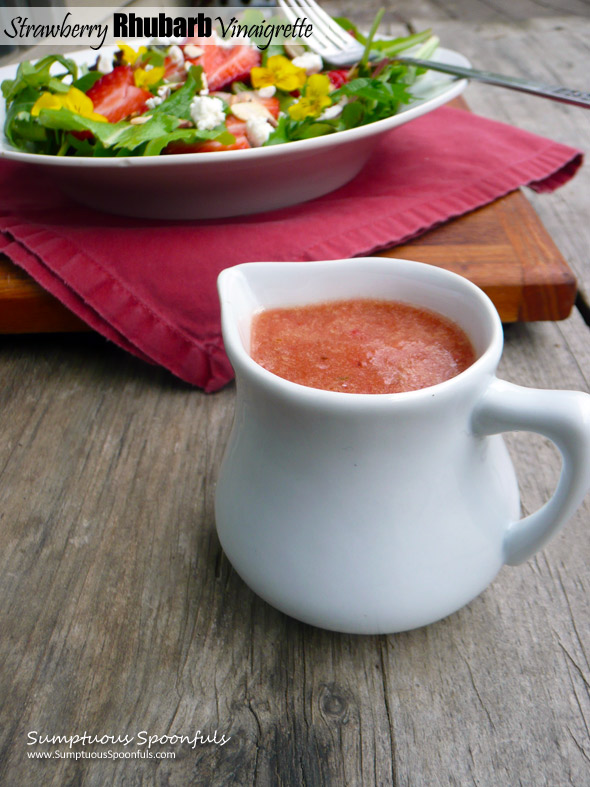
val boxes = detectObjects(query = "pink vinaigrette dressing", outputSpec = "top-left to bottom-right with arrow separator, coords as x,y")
250,299 -> 476,394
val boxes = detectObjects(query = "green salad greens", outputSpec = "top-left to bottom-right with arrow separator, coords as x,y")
1,12 -> 439,157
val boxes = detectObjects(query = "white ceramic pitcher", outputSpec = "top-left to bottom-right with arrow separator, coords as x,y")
215,258 -> 590,634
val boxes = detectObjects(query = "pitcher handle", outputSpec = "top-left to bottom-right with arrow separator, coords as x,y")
472,378 -> 590,565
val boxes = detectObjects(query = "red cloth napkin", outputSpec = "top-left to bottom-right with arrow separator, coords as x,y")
0,105 -> 583,391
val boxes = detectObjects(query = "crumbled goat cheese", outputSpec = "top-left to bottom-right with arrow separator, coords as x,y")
146,95 -> 164,110
190,96 -> 225,130
292,52 -> 323,75
167,45 -> 184,65
245,116 -> 273,147
257,85 -> 276,99
96,53 -> 113,74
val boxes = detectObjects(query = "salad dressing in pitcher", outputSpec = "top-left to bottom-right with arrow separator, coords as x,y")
250,298 -> 476,394
215,258 -> 590,634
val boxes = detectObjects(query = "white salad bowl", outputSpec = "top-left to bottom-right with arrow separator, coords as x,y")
0,45 -> 469,220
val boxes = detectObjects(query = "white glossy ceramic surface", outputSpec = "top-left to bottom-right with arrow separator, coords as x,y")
216,258 -> 590,634
0,46 -> 469,219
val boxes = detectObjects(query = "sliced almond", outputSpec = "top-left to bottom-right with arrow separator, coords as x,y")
284,43 -> 306,59
129,115 -> 152,125
228,92 -> 255,105
231,100 -> 277,126
183,44 -> 203,59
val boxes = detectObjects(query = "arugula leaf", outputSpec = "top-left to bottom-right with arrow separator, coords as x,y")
143,127 -> 234,156
36,107 -> 232,157
340,101 -> 364,128
106,117 -> 182,151
359,8 -> 384,68
294,122 -> 336,139
265,114 -> 337,144
37,108 -> 179,151
332,71 -> 413,123
2,55 -> 77,103
72,71 -> 103,94
264,114 -> 289,146
3,86 -> 41,148
374,30 -> 434,57
333,15 -> 433,61
36,109 -> 123,147
332,16 -> 362,40
139,49 -> 166,68
8,110 -> 48,147
149,66 -> 203,119
65,132 -> 96,157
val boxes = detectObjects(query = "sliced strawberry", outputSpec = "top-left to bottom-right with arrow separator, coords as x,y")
224,114 -> 249,135
164,55 -> 186,83
256,95 -> 280,119
86,65 -> 152,123
194,136 -> 250,153
185,41 -> 261,91
195,114 -> 250,152
328,69 -> 350,89
165,115 -> 250,154
165,137 -> 250,154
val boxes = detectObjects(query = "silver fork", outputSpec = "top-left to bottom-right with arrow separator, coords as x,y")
277,0 -> 590,108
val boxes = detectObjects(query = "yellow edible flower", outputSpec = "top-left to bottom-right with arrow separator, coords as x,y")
31,86 -> 107,122
134,66 -> 166,89
30,92 -> 62,115
288,73 -> 332,121
251,55 -> 306,93
117,41 -> 147,65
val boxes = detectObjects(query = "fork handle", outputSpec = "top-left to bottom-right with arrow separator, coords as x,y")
398,57 -> 590,108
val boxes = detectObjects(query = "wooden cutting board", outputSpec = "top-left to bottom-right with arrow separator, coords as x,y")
382,185 -> 577,322
0,98 -> 577,333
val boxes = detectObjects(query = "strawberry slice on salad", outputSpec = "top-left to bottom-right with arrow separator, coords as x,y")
165,96 -> 279,154
86,65 -> 153,123
163,55 -> 185,83
327,69 -> 351,89
184,38 -> 261,91
164,115 -> 250,154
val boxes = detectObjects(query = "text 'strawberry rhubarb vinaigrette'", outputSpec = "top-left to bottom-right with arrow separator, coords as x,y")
250,299 -> 476,394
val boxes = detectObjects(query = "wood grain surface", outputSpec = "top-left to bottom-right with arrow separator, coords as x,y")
385,185 -> 577,322
1,2 -> 590,786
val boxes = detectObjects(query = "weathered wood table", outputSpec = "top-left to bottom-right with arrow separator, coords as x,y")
1,1 -> 590,784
